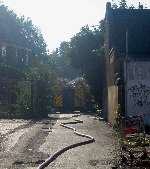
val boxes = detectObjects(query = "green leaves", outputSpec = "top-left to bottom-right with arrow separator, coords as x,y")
119,0 -> 127,9
51,22 -> 105,105
0,4 -> 48,61
0,4 -> 56,117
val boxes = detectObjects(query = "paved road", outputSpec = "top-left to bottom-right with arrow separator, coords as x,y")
0,119 -> 53,169
0,114 -> 118,169
40,114 -> 118,169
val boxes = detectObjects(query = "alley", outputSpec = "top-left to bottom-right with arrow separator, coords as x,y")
0,114 -> 118,169
40,114 -> 118,169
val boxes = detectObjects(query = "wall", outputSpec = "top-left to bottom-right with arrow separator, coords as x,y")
106,49 -> 119,124
108,85 -> 118,124
126,61 -> 150,119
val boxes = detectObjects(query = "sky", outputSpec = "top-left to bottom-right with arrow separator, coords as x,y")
2,0 -> 150,52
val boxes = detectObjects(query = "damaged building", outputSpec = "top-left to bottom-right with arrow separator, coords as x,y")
104,2 -> 150,125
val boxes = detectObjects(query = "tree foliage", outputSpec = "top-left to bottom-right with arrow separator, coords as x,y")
119,0 -> 127,9
0,4 -> 57,117
68,23 -> 105,105
50,42 -> 80,80
0,4 -> 54,82
52,21 -> 105,106
0,4 -> 48,60
111,0 -> 147,9
73,78 -> 91,111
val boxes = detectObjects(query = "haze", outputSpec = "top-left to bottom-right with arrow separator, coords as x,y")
3,0 -> 150,52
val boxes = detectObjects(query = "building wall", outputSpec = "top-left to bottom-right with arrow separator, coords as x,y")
108,85 -> 118,124
104,2 -> 150,124
0,42 -> 31,65
106,48 -> 119,124
126,60 -> 150,117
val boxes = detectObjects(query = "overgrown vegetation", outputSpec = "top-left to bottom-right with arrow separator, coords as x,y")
0,4 -> 56,118
50,22 -> 105,108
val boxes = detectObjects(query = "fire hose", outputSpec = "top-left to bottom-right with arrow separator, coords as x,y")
37,119 -> 95,169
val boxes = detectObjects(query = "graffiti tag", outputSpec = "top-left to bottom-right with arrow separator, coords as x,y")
128,83 -> 150,107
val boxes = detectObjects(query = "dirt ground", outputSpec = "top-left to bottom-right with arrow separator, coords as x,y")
0,114 -> 119,169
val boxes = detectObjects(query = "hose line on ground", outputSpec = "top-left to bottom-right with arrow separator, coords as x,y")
37,119 -> 95,169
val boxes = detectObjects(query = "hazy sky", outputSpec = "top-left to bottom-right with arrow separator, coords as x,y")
2,0 -> 150,52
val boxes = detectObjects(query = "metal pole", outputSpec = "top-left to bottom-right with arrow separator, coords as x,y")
125,30 -> 128,116
126,30 -> 128,61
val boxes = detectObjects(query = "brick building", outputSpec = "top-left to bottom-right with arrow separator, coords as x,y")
0,41 -> 31,117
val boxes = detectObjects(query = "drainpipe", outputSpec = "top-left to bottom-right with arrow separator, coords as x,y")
124,30 -> 128,116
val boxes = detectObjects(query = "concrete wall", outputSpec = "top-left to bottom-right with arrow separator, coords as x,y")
106,49 -> 119,124
104,2 -> 150,124
126,61 -> 150,117
108,85 -> 118,124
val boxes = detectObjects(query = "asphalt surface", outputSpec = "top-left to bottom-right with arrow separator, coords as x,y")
0,114 -> 118,169
40,114 -> 117,169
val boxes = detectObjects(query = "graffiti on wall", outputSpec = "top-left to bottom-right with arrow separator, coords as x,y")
126,61 -> 150,116
128,83 -> 150,107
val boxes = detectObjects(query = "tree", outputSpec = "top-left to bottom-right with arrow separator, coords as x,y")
18,16 -> 47,60
49,22 -> 105,107
0,4 -> 48,63
50,42 -> 80,80
111,0 -> 118,9
119,0 -> 128,9
129,5 -> 135,9
73,78 -> 91,111
68,22 -> 105,106
0,4 -> 57,118
112,1 -> 146,9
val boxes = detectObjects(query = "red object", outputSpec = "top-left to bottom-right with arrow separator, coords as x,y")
124,127 -> 138,135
